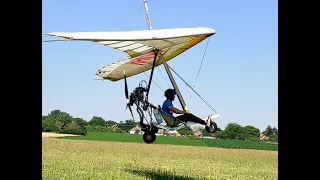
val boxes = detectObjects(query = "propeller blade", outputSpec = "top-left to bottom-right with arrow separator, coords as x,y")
124,70 -> 134,120
124,70 -> 129,100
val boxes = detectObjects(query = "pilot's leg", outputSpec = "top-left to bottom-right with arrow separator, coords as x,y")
176,114 -> 207,125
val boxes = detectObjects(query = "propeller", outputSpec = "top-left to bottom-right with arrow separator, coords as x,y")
124,70 -> 135,120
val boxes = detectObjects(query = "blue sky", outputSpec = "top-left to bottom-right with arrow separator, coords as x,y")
42,0 -> 278,131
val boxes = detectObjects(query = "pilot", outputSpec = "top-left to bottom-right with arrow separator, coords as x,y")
162,88 -> 211,126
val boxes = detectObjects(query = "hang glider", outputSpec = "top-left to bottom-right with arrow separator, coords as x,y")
43,0 -> 220,144
44,27 -> 215,81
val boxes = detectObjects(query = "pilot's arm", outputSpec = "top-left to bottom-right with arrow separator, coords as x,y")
168,106 -> 189,114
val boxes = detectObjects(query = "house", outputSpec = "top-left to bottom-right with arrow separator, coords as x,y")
156,129 -> 164,136
164,130 -> 181,137
129,124 -> 141,134
259,133 -> 269,140
191,127 -> 203,138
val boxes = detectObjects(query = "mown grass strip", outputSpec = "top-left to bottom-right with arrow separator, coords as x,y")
61,132 -> 278,151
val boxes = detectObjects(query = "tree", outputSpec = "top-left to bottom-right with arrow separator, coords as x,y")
45,109 -> 73,127
272,127 -> 278,136
43,110 -> 72,132
48,109 -> 62,116
42,109 -> 87,135
118,120 -> 136,132
224,123 -> 243,139
48,110 -> 72,119
263,125 -> 273,136
105,120 -> 117,127
42,119 -> 59,132
88,116 -> 106,126
73,117 -> 88,126
243,125 -> 260,138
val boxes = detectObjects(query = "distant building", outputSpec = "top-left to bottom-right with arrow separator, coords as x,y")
164,130 -> 181,137
156,129 -> 164,136
191,127 -> 203,138
129,124 -> 141,134
259,133 -> 269,140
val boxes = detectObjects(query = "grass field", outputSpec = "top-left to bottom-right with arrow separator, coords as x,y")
42,136 -> 278,179
61,132 -> 278,151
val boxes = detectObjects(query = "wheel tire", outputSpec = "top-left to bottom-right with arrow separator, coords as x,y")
205,121 -> 218,133
143,131 -> 156,144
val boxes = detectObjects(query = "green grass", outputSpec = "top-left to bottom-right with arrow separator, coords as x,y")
61,132 -> 205,146
202,138 -> 278,151
43,137 -> 278,180
61,132 -> 278,151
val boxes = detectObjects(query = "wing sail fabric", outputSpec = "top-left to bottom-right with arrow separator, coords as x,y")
44,27 -> 216,81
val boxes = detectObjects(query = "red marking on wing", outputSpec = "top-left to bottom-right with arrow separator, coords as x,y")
127,50 -> 166,66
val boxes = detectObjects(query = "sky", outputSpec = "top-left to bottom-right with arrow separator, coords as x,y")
42,0 -> 278,131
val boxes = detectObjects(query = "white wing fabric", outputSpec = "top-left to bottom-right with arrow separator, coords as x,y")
44,27 -> 215,81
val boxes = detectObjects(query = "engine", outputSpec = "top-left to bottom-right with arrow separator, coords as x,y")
128,80 -> 148,106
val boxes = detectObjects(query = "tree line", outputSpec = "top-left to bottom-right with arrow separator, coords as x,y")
42,109 -> 278,142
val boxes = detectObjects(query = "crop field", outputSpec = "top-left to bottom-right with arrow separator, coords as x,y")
43,134 -> 278,179
61,132 -> 278,151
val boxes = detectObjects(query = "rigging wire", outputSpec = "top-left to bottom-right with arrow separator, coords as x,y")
167,65 -> 217,114
158,65 -> 172,88
188,37 -> 210,108
143,71 -> 182,109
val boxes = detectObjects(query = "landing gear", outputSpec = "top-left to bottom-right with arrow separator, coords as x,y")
141,124 -> 158,144
143,131 -> 156,144
205,121 -> 218,133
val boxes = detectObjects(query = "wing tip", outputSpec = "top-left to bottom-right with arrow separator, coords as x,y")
43,33 -> 74,40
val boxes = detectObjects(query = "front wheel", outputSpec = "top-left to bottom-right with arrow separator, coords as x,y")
205,121 -> 218,133
143,131 -> 156,144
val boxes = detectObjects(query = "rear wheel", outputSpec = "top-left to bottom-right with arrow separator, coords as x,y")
143,131 -> 156,144
205,121 -> 218,133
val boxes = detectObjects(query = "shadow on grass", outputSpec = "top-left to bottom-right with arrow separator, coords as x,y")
125,169 -> 197,180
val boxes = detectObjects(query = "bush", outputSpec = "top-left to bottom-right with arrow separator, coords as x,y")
178,127 -> 194,136
216,130 -> 228,139
85,125 -> 123,133
42,120 -> 59,132
60,127 -> 86,135
269,134 -> 278,142
85,125 -> 107,132
235,131 -> 249,140
59,122 -> 87,135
